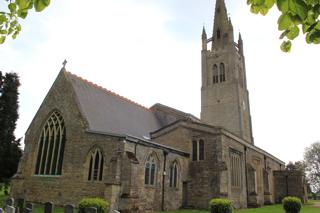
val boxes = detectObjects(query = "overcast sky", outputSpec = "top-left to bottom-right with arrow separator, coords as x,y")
0,0 -> 319,164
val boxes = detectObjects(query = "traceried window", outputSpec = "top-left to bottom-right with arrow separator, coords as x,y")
35,111 -> 66,175
213,64 -> 219,84
219,63 -> 226,82
88,148 -> 104,181
230,151 -> 242,188
169,161 -> 179,188
192,139 -> 205,161
145,154 -> 157,185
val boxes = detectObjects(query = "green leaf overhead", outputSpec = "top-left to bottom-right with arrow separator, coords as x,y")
278,14 -> 292,30
0,0 -> 49,44
248,0 -> 320,51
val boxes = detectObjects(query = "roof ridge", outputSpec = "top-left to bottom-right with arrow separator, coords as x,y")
65,71 -> 151,111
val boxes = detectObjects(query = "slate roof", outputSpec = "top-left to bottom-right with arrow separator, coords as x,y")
65,71 -> 163,138
65,71 -> 198,139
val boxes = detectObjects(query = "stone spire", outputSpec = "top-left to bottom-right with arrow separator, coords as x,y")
202,26 -> 207,50
212,0 -> 234,50
238,32 -> 244,55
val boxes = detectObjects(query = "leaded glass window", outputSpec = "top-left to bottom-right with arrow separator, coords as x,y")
35,111 -> 66,175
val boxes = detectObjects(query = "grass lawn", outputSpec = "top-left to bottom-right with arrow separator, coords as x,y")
156,203 -> 320,213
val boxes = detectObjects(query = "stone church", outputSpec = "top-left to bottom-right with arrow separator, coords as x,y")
11,0 -> 307,212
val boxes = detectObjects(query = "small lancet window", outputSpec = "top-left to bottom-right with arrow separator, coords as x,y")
217,29 -> 221,39
213,64 -> 219,84
87,148 -> 104,181
35,111 -> 66,176
192,139 -> 205,161
192,140 -> 198,161
145,154 -> 157,185
170,161 -> 179,188
199,139 -> 205,161
220,63 -> 226,82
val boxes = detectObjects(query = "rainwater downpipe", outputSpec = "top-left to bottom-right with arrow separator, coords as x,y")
161,150 -> 168,211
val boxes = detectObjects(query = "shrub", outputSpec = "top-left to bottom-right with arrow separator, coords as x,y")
78,198 -> 109,213
209,198 -> 233,213
282,196 -> 302,213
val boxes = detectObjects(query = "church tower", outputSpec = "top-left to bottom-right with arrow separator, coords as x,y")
200,0 -> 254,143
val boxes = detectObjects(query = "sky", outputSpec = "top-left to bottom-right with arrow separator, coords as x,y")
0,0 -> 319,164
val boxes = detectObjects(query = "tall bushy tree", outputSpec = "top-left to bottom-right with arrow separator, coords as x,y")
304,142 -> 320,193
0,71 -> 22,182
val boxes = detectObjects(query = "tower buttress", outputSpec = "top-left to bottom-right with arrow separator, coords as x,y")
200,0 -> 254,144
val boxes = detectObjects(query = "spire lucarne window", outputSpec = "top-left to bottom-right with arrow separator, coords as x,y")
35,111 -> 66,175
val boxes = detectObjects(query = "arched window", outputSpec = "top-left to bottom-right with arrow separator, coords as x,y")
145,154 -> 157,185
88,148 -> 104,181
213,64 -> 219,84
170,161 -> 179,188
219,63 -> 226,82
35,111 -> 66,175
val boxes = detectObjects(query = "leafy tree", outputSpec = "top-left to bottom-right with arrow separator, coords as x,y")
304,142 -> 320,193
286,160 -> 306,172
0,0 -> 50,44
0,71 -> 22,183
247,0 -> 320,52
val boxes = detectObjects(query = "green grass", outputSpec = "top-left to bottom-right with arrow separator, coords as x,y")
32,204 -> 65,213
156,203 -> 320,213
0,184 -> 9,208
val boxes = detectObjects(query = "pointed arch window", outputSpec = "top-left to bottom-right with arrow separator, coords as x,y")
35,111 -> 66,175
220,63 -> 226,82
145,154 -> 157,185
213,64 -> 219,84
170,161 -> 179,188
88,148 -> 104,181
217,29 -> 221,39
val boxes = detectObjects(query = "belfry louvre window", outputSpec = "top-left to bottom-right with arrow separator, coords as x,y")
88,148 -> 104,181
170,161 -> 178,188
230,151 -> 242,188
145,154 -> 157,185
35,111 -> 66,175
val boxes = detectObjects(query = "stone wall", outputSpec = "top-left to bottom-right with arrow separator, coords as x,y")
273,171 -> 308,203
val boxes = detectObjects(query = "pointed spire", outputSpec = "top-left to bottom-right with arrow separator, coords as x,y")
212,0 -> 235,50
238,32 -> 244,55
202,26 -> 208,51
202,26 -> 207,39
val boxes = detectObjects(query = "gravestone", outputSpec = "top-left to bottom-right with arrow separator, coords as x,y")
64,204 -> 74,213
16,199 -> 25,213
25,208 -> 32,213
6,198 -> 14,207
25,203 -> 33,212
84,207 -> 97,213
4,206 -> 15,213
44,202 -> 54,213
